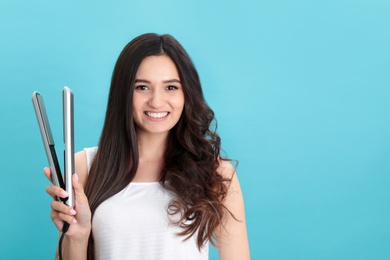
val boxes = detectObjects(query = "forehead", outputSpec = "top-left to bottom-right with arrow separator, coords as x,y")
135,55 -> 180,80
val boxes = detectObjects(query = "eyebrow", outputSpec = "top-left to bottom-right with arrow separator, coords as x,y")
134,79 -> 181,84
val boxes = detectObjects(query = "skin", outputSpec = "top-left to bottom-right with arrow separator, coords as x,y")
132,55 -> 185,137
44,55 -> 250,259
132,55 -> 185,181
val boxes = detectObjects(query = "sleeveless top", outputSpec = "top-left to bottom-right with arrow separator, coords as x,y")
84,147 -> 209,260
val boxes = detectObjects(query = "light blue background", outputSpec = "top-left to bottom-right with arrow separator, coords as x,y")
1,0 -> 389,259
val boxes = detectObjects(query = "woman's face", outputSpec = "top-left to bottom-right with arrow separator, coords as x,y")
132,55 -> 185,136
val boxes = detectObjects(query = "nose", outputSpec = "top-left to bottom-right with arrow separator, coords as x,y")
148,89 -> 164,108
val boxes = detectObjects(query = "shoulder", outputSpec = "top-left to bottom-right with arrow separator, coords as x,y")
215,158 -> 250,259
216,158 -> 242,210
75,150 -> 88,188
216,159 -> 240,193
215,159 -> 244,225
216,159 -> 235,179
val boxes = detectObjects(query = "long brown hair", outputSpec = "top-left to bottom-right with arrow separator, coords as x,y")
85,33 -> 232,259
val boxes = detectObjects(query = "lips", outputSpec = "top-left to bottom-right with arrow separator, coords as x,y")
145,111 -> 169,118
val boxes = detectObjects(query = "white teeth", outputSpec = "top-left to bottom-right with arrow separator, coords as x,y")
146,112 -> 168,118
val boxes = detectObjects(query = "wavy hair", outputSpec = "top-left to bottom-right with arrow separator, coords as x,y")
84,33 -> 232,259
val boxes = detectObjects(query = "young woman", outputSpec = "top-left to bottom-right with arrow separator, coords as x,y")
45,33 -> 250,260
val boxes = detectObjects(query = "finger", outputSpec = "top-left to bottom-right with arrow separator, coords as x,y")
50,210 -> 76,229
43,167 -> 53,183
73,173 -> 81,190
51,201 -> 77,216
51,201 -> 77,226
58,212 -> 78,225
46,185 -> 69,199
50,211 -> 64,230
72,173 -> 86,203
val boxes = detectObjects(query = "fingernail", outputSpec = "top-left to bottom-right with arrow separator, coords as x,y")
74,173 -> 79,182
70,209 -> 76,215
73,218 -> 77,224
61,190 -> 69,197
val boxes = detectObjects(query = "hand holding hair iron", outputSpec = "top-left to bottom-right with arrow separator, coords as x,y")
32,87 -> 75,208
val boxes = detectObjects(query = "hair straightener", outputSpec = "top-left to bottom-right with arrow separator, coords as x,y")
32,87 -> 75,208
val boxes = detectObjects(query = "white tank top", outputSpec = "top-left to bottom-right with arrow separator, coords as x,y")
84,147 -> 209,260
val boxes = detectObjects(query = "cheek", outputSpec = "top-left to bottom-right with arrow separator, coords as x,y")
174,101 -> 185,117
132,95 -> 143,113
175,93 -> 185,111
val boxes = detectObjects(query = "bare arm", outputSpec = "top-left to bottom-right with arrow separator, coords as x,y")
215,160 -> 250,260
45,151 -> 91,260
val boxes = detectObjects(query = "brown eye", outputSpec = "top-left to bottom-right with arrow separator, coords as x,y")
135,85 -> 149,91
166,85 -> 178,91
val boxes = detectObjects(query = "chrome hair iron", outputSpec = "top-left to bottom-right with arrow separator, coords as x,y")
32,87 -> 75,208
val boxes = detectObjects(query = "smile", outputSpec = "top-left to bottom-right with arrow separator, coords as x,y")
145,112 -> 169,118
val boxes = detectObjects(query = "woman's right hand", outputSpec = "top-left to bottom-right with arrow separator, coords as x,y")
44,167 -> 92,240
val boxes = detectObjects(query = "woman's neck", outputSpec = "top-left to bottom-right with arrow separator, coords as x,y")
137,131 -> 167,161
133,131 -> 168,182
